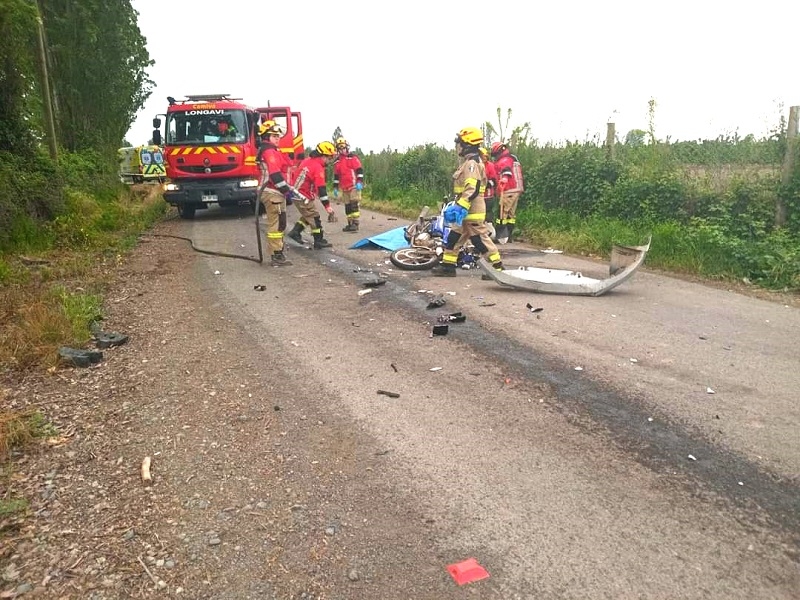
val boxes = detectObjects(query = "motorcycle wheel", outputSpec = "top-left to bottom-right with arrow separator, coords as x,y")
389,247 -> 439,271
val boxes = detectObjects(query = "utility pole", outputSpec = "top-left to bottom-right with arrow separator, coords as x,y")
35,6 -> 58,162
776,105 -> 799,228
605,122 -> 616,160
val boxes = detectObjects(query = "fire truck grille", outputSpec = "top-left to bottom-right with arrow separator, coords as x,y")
178,165 -> 238,174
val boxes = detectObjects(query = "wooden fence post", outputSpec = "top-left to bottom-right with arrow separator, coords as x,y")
605,122 -> 616,160
777,105 -> 799,228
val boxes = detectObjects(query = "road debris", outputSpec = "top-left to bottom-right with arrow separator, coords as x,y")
429,367 -> 443,372
358,289 -> 373,297
254,284 -> 266,291
377,390 -> 400,398
447,558 -> 490,586
390,363 -> 399,372
427,294 -> 446,309
141,456 -> 153,484
362,279 -> 387,288
706,387 -> 716,394
525,303 -> 544,313
688,454 -> 697,461
432,324 -> 449,336
58,346 -> 103,368
438,312 -> 466,323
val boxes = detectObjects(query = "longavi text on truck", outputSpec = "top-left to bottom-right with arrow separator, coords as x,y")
152,94 -> 304,219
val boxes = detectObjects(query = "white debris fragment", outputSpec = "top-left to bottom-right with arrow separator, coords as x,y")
647,417 -> 654,422
358,289 -> 373,297
574,366 -> 584,371
688,454 -> 697,461
706,387 -> 715,394
738,481 -> 744,486
629,358 -> 638,363
214,270 -> 221,275
446,291 -> 456,296
429,367 -> 443,372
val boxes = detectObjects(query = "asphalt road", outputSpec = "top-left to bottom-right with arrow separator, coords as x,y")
160,203 -> 800,598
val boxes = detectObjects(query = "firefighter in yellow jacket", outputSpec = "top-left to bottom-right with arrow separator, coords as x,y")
432,127 -> 504,277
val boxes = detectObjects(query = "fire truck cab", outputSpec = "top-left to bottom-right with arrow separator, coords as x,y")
152,94 -> 303,219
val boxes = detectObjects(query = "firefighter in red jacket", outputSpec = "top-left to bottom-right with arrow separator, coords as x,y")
432,127 -> 503,277
491,141 -> 525,244
286,141 -> 337,249
479,146 -> 498,229
333,137 -> 364,232
256,120 -> 293,266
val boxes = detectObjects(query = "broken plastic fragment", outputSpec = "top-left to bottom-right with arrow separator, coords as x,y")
525,303 -> 544,313
429,367 -> 443,371
447,558 -> 490,586
358,289 -> 373,297
377,390 -> 400,398
427,294 -> 446,309
254,285 -> 266,291
432,324 -> 449,336
574,366 -> 583,371
706,387 -> 715,394
688,454 -> 697,461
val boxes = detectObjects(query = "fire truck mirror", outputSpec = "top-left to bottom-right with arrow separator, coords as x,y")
152,117 -> 161,128
152,130 -> 162,145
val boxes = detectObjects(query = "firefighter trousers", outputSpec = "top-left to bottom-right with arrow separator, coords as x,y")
261,188 -> 287,254
442,196 -> 502,267
496,191 -> 520,227
292,199 -> 322,235
342,189 -> 362,225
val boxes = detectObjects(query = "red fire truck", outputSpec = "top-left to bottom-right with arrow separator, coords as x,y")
152,94 -> 304,219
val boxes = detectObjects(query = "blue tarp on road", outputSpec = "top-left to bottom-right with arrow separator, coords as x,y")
349,226 -> 409,251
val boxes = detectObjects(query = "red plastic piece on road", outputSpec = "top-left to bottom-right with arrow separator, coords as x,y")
447,558 -> 490,585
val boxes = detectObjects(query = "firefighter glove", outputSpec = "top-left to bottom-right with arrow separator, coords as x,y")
326,206 -> 338,223
355,182 -> 363,191
444,204 -> 468,226
284,190 -> 296,205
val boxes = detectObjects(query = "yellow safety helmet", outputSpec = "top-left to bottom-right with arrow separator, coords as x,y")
259,120 -> 285,137
455,127 -> 483,147
315,141 -> 337,156
478,147 -> 489,159
335,137 -> 349,149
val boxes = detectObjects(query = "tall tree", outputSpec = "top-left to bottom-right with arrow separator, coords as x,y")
0,0 -> 39,155
40,0 -> 154,152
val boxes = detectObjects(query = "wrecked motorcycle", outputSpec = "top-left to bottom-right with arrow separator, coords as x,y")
390,206 -> 493,271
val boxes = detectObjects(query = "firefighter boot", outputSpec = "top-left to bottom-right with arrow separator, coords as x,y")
287,222 -> 304,244
431,263 -> 457,277
313,232 -> 332,250
506,225 -> 515,244
481,261 -> 505,280
342,221 -> 359,233
271,251 -> 292,266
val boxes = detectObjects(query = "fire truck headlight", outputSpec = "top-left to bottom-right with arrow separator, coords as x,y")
238,179 -> 259,189
164,182 -> 180,192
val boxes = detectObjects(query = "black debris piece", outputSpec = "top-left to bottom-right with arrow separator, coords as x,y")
390,363 -> 399,372
362,279 -> 387,288
377,389 -> 401,398
432,324 -> 449,336
254,285 -> 266,291
427,294 -> 446,309
526,303 -> 544,313
59,346 -> 103,368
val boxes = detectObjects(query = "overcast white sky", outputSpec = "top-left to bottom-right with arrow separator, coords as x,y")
126,0 -> 798,152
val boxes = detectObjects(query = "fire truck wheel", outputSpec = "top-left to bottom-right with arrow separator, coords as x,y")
177,204 -> 196,220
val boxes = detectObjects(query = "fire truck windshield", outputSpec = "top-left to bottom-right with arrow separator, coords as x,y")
165,109 -> 248,145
